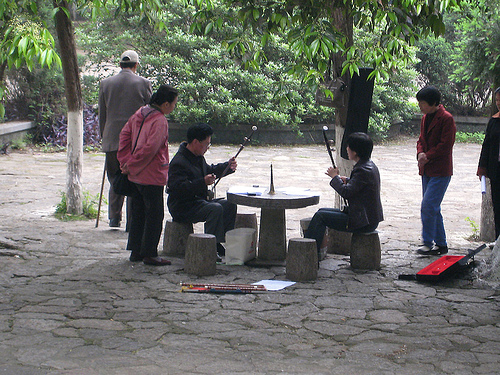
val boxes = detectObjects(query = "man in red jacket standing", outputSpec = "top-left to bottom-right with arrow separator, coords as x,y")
416,86 -> 456,255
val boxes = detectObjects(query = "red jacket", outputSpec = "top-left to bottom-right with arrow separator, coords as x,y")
117,106 -> 169,186
416,104 -> 456,177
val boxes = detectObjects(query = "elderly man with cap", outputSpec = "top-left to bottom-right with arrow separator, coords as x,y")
99,50 -> 153,229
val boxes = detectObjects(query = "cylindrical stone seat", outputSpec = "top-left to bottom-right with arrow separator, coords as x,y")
184,233 -> 217,276
162,220 -> 193,257
327,228 -> 351,255
286,238 -> 318,281
299,217 -> 312,237
350,231 -> 381,270
235,212 -> 258,231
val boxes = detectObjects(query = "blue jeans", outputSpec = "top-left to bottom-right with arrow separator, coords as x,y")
421,175 -> 451,247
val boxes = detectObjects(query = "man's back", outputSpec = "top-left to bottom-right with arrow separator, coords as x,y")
99,69 -> 152,152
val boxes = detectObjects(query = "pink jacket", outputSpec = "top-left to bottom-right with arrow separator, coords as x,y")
117,106 -> 169,186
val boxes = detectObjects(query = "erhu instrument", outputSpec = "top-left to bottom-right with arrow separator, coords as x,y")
209,126 -> 257,200
322,126 -> 348,210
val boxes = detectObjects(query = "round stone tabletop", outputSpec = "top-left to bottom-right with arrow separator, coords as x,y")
227,187 -> 320,210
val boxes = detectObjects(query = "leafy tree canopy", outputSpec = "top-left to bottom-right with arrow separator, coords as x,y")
189,0 -> 462,86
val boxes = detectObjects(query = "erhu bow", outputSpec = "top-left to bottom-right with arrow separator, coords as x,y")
322,125 -> 336,168
322,126 -> 348,211
208,126 -> 257,200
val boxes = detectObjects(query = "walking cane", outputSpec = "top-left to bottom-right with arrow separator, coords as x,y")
95,162 -> 106,228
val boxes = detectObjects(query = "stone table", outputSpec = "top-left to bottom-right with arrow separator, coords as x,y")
227,186 -> 320,262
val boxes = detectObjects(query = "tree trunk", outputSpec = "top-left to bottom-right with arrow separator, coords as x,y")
332,7 -> 354,208
54,1 -> 83,214
480,178 -> 495,242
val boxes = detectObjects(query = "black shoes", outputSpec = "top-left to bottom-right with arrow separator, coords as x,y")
130,254 -> 171,265
217,243 -> 226,256
109,218 -> 121,228
143,256 -> 171,266
417,244 -> 448,256
216,243 -> 225,263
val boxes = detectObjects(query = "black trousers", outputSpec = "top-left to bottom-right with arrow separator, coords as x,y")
180,198 -> 237,243
490,177 -> 500,238
105,151 -> 131,224
127,184 -> 164,258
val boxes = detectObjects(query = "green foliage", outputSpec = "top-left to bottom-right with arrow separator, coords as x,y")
77,7 -> 336,129
0,5 -> 61,118
189,0 -> 461,87
4,66 -> 67,141
55,190 -> 101,221
415,0 -> 500,115
455,131 -> 485,144
465,216 -> 480,241
9,137 -> 27,150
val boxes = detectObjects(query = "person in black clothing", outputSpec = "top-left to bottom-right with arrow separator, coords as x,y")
477,87 -> 500,238
167,123 -> 237,257
305,132 -> 383,259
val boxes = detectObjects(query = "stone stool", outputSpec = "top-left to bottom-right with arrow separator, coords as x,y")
162,220 -> 193,257
350,231 -> 381,270
184,233 -> 217,276
327,228 -> 351,255
286,238 -> 318,281
235,212 -> 258,231
299,217 -> 312,236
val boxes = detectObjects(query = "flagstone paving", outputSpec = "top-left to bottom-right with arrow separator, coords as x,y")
0,138 -> 498,374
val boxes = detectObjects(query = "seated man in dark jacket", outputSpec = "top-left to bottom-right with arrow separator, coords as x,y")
167,123 -> 237,257
305,132 -> 383,259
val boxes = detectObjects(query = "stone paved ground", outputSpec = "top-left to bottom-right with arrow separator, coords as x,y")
0,138 -> 499,374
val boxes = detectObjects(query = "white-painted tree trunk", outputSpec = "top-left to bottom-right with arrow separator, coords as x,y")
334,120 -> 354,209
65,109 -> 83,214
480,177 -> 495,242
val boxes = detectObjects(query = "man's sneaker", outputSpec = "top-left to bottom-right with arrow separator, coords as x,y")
416,244 -> 432,255
431,244 -> 448,254
417,244 -> 448,256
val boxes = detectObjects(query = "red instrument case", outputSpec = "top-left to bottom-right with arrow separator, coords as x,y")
399,244 -> 487,282
416,255 -> 466,282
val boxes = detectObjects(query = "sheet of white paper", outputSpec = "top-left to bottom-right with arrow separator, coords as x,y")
228,186 -> 267,195
253,279 -> 296,291
275,187 -> 320,197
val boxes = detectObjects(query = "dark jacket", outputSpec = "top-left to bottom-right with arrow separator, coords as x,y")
478,117 -> 500,180
330,159 -> 383,230
167,142 -> 233,221
416,104 -> 456,177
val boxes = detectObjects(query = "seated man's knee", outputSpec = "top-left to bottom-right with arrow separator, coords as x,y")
207,202 -> 224,218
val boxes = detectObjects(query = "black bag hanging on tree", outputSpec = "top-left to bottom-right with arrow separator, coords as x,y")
340,68 -> 375,159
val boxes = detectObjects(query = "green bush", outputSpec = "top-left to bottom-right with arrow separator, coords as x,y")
455,131 -> 485,144
55,190 -> 102,221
